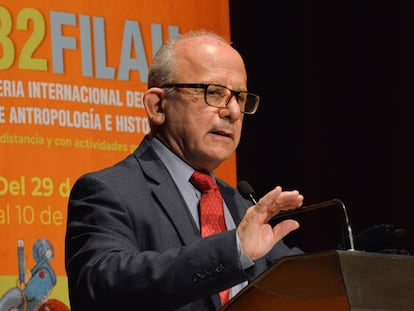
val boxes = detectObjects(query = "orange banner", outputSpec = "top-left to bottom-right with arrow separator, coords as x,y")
0,1 -> 233,308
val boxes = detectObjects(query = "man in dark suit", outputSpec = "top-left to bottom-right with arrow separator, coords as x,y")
65,30 -> 304,311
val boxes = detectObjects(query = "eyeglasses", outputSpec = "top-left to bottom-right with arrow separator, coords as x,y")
161,83 -> 260,115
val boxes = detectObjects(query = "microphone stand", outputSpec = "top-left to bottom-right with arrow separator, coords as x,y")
238,181 -> 355,251
269,199 -> 355,251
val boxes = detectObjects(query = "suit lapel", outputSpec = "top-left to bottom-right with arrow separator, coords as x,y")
220,181 -> 244,227
152,180 -> 201,245
135,138 -> 201,246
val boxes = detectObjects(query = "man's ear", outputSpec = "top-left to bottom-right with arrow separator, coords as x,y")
144,88 -> 165,126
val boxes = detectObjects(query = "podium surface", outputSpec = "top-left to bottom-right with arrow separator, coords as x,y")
222,250 -> 414,311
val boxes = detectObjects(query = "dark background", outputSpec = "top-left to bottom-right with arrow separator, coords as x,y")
229,1 -> 414,254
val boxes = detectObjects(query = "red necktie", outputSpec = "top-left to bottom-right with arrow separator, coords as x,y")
190,170 -> 230,305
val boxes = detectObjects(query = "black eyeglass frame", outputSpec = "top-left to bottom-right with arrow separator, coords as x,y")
161,83 -> 260,115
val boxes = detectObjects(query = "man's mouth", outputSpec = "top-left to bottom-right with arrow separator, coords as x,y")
211,130 -> 233,139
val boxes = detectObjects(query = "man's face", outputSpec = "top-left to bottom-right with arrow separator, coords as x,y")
159,37 -> 248,171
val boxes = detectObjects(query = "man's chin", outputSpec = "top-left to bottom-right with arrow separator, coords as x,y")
205,150 -> 234,164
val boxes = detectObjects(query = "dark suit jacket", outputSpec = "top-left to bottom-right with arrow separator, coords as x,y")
65,136 -> 303,311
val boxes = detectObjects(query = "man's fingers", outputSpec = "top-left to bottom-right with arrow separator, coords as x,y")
254,187 -> 304,216
273,219 -> 300,238
276,190 -> 304,206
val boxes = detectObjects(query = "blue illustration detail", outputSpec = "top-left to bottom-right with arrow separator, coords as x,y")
0,238 -> 64,311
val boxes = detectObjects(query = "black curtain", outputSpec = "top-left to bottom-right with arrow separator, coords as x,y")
230,1 -> 414,254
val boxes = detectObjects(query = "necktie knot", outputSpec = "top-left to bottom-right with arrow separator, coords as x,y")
190,170 -> 218,193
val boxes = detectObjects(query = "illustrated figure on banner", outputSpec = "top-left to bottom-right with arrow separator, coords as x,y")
0,238 -> 69,311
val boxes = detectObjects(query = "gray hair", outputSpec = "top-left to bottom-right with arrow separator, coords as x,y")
147,30 -> 231,89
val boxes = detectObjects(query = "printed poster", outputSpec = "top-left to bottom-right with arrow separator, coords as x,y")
0,1 -> 233,309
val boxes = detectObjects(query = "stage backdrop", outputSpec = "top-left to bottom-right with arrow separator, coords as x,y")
0,1 -> 234,309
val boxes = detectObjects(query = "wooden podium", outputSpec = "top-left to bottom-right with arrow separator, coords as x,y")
222,250 -> 414,311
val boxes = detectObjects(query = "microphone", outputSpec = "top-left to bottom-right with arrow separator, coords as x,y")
237,180 -> 355,251
237,180 -> 258,204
